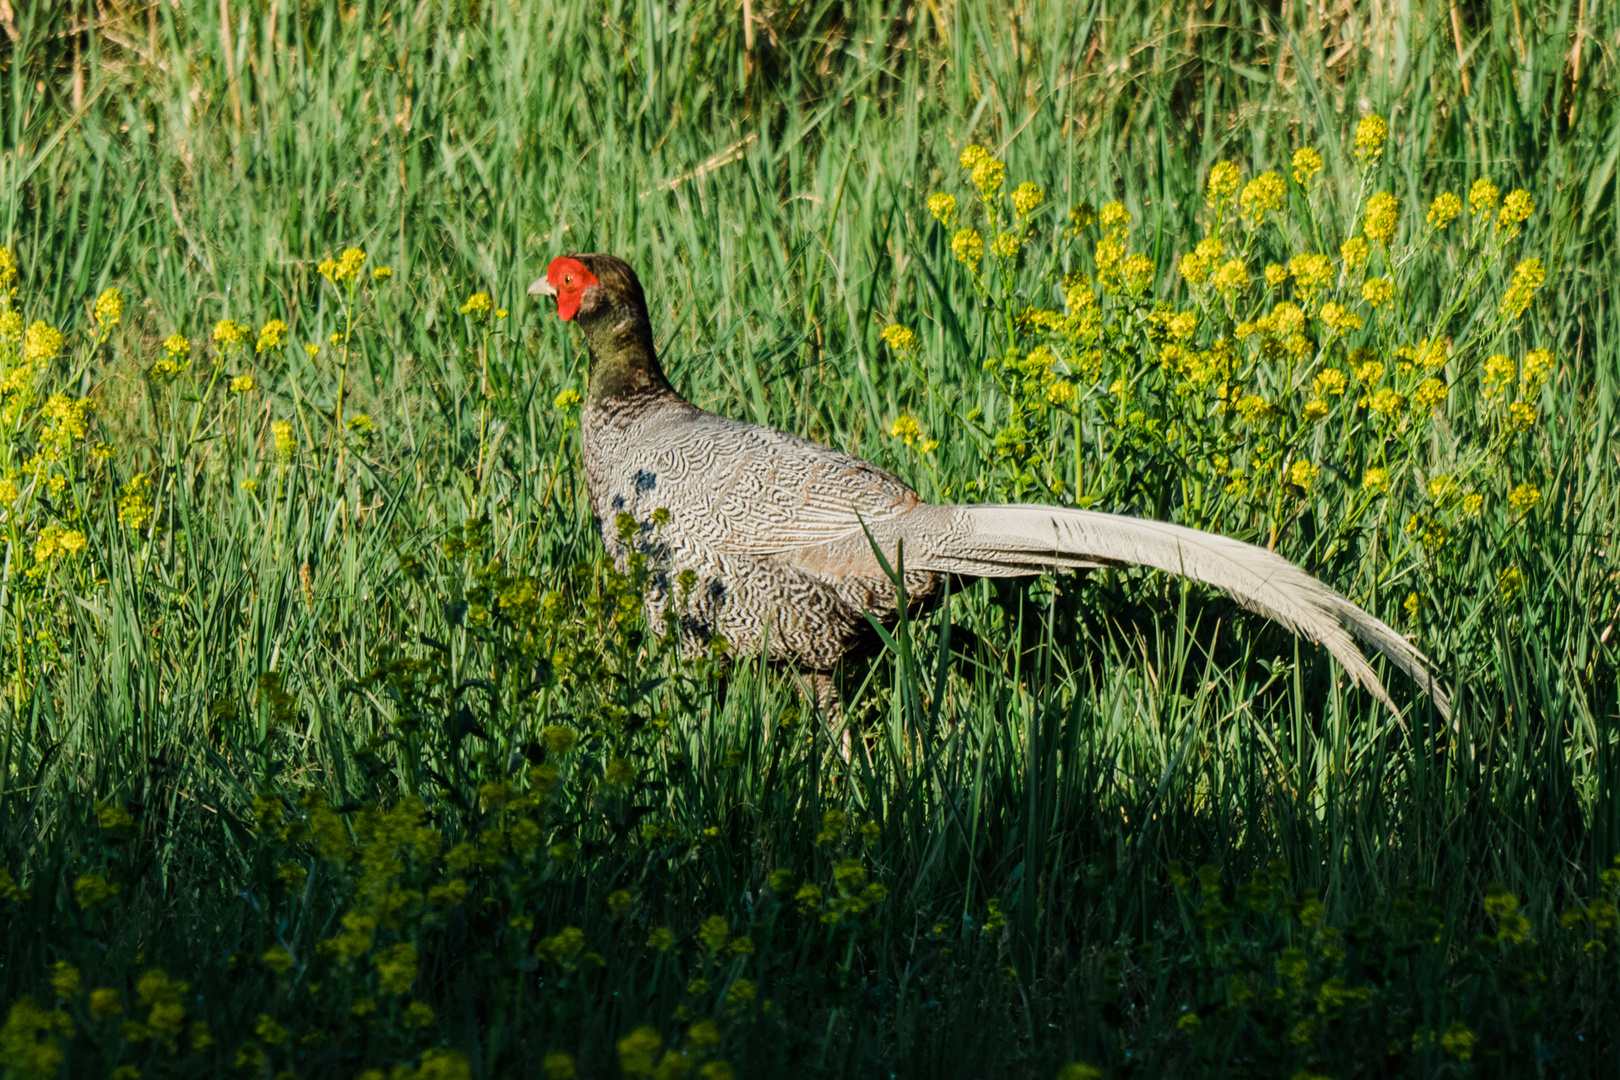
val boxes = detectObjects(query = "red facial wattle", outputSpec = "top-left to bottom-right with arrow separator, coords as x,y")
547,257 -> 599,321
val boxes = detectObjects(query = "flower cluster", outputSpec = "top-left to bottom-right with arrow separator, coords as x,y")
903,111 -> 1555,615
318,247 -> 368,284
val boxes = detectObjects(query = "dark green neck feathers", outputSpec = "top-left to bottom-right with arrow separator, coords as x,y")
569,254 -> 678,406
581,311 -> 674,404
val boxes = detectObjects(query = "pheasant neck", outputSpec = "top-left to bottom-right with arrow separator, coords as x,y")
583,316 -> 677,405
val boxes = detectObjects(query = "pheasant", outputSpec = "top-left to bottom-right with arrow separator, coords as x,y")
529,253 -> 1449,720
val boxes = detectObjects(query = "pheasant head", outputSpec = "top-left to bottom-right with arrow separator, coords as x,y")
529,253 -> 674,404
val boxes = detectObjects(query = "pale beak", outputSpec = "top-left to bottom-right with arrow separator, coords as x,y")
527,276 -> 556,298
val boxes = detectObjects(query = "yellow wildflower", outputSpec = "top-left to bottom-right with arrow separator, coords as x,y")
1521,348 -> 1554,393
213,319 -> 251,351
1239,171 -> 1286,221
1289,253 -> 1333,295
1236,394 -> 1275,425
1354,114 -> 1388,160
1212,258 -> 1247,292
117,474 -> 154,531
1340,236 -> 1369,269
1428,192 -> 1463,229
374,942 -> 417,995
50,963 -> 80,1000
1286,460 -> 1319,492
1179,240 -> 1222,288
1011,182 -> 1043,218
926,192 -> 956,227
0,310 -> 21,345
1319,303 -> 1363,336
1498,566 -> 1524,600
1206,161 -> 1241,206
1413,377 -> 1448,412
74,873 -> 119,909
1292,146 -> 1323,187
959,144 -> 989,170
230,375 -> 255,394
461,292 -> 493,317
1499,257 -> 1545,319
1265,302 -> 1306,336
23,322 -> 63,364
881,324 -> 917,356
272,420 -> 296,461
1064,277 -> 1096,311
90,987 -> 123,1018
1408,514 -> 1448,550
994,231 -> 1020,259
304,342 -> 319,358
1499,189 -> 1534,232
33,527 -> 63,563
604,757 -> 636,786
951,228 -> 983,268
1507,482 -> 1541,515
1179,250 -> 1209,286
553,388 -> 582,410
1368,388 -> 1403,417
970,156 -> 1005,198
1263,263 -> 1289,287
1415,337 -> 1448,369
1099,201 -> 1130,230
1441,1023 -> 1476,1062
1302,399 -> 1330,423
1364,192 -> 1400,245
94,288 -> 124,327
1313,369 -> 1347,397
1362,468 -> 1389,494
373,266 -> 393,281
1361,277 -> 1394,308
1121,253 -> 1154,293
256,319 -> 288,353
1469,178 -> 1500,216
1482,353 -> 1516,399
1508,401 -> 1537,430
890,414 -> 922,446
619,1026 -> 663,1075
347,413 -> 375,434
1067,202 -> 1096,233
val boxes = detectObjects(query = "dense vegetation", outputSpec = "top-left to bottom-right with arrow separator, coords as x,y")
1,1 -> 1617,1076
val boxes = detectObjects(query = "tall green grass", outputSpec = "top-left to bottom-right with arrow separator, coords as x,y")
0,1 -> 1617,1076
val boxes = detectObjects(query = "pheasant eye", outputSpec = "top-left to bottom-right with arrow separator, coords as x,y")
563,274 -> 573,287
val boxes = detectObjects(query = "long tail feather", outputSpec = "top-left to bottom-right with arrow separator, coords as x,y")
893,504 -> 1450,720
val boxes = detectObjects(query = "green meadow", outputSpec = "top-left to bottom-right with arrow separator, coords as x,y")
0,1 -> 1617,1076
